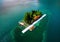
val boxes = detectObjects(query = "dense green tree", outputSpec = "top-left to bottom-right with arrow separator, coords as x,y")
24,10 -> 42,24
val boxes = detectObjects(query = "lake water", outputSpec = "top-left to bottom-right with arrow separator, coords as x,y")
0,0 -> 60,42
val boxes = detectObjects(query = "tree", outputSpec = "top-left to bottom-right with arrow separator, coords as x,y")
24,10 -> 42,24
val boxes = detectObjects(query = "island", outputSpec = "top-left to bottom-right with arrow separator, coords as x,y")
10,10 -> 47,42
19,10 -> 43,31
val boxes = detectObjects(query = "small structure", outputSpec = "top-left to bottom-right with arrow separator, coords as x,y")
18,10 -> 43,32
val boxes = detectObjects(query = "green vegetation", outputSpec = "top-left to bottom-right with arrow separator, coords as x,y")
24,10 -> 43,24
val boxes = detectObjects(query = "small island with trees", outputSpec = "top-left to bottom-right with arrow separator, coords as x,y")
19,10 -> 43,31
11,10 -> 47,42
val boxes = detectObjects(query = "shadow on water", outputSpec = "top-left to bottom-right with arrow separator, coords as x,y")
11,13 -> 48,42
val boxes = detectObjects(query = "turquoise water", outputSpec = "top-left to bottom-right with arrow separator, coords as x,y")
0,1 -> 50,42
0,0 -> 60,42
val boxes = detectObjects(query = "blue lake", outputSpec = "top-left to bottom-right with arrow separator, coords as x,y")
0,0 -> 60,42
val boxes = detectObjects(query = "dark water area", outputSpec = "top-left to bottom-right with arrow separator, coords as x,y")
0,0 -> 60,42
